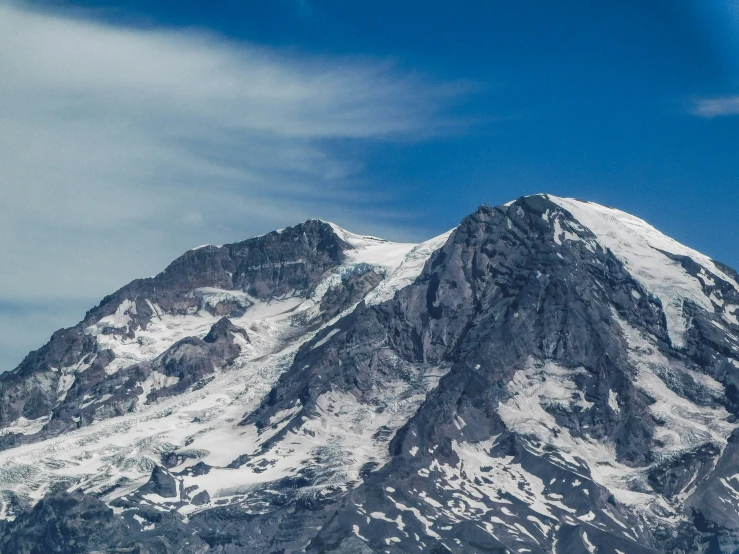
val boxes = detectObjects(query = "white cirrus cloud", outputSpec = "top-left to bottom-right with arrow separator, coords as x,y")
0,0 -> 472,371
689,95 -> 739,117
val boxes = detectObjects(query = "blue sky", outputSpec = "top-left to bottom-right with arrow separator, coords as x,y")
1,0 -> 738,371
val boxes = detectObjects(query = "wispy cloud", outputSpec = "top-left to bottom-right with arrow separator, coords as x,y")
0,1 -> 471,370
690,95 -> 739,117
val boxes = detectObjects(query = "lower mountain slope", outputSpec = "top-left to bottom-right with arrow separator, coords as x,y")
1,194 -> 738,553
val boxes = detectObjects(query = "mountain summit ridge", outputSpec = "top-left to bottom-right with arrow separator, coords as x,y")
1,194 -> 738,553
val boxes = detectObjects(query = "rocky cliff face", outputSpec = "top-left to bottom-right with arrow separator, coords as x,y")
1,195 -> 738,553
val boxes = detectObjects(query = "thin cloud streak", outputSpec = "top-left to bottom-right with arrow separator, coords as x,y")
690,95 -> 739,117
0,0 -> 472,371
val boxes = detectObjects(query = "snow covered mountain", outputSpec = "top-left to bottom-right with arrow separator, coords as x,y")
1,194 -> 738,553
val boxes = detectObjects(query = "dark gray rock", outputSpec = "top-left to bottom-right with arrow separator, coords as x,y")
191,490 -> 210,506
138,466 -> 178,499
0,491 -> 135,554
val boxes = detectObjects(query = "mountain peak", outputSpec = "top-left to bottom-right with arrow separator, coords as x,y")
1,197 -> 738,552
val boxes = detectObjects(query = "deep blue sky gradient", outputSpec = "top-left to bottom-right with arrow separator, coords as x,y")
2,0 -> 737,372
25,0 -> 739,267
29,0 -> 737,264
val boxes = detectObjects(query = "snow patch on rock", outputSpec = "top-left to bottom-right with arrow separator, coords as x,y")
549,195 -> 737,348
364,229 -> 454,306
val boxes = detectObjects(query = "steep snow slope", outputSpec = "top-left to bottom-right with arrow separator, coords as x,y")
549,195 -> 739,347
327,223 -> 418,269
364,230 -> 454,306
0,295 -> 303,512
